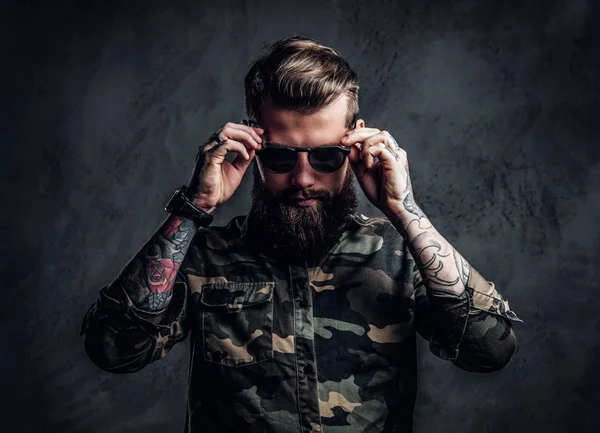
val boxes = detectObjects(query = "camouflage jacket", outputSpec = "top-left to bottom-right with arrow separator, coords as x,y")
80,213 -> 522,433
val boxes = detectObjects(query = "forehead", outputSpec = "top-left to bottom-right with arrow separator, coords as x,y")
259,94 -> 349,148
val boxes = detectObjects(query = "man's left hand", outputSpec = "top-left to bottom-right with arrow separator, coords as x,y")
342,125 -> 416,219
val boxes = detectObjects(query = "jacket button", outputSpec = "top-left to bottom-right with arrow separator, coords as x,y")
299,299 -> 309,308
303,364 -> 313,375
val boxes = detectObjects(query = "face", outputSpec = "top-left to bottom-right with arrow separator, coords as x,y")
256,93 -> 365,202
245,94 -> 365,264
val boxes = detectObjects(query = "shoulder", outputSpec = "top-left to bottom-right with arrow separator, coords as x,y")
190,215 -> 246,246
346,213 -> 399,236
327,213 -> 410,268
340,213 -> 405,252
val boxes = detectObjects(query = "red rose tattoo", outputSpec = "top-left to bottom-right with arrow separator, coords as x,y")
117,214 -> 198,312
147,259 -> 179,293
146,258 -> 179,310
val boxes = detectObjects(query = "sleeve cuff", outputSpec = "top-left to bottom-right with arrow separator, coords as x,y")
466,266 -> 523,323
427,288 -> 471,361
79,276 -> 188,359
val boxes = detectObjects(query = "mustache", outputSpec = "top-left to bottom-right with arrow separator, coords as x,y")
278,188 -> 332,201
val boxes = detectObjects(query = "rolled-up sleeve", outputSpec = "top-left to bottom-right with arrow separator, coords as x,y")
80,270 -> 189,374
413,262 -> 523,372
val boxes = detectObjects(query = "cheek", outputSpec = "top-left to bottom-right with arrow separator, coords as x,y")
262,172 -> 290,193
328,164 -> 350,190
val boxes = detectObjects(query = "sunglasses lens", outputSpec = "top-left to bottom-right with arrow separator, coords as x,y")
258,148 -> 297,173
310,148 -> 346,172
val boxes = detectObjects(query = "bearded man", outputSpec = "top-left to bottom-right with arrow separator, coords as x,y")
81,36 -> 522,433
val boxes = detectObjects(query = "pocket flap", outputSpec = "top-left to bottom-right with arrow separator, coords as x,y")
201,282 -> 275,311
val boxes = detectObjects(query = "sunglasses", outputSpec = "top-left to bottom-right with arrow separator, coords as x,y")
257,144 -> 351,174
241,118 -> 354,174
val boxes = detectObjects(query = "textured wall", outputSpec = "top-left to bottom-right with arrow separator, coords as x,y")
2,0 -> 599,432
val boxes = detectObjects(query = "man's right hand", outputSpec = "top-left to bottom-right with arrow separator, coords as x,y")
186,122 -> 264,212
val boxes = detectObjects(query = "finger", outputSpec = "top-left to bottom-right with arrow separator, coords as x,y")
231,148 -> 256,173
220,125 -> 262,150
227,122 -> 265,145
361,131 -> 399,166
382,130 -> 404,151
366,142 -> 397,167
360,131 -> 390,148
240,119 -> 265,135
376,130 -> 405,162
219,124 -> 263,150
360,137 -> 386,168
204,139 -> 250,163
341,128 -> 381,146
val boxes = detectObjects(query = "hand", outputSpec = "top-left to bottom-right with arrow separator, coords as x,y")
342,124 -> 418,218
186,121 -> 263,212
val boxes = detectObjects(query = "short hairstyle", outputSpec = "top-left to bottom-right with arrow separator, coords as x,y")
244,36 -> 359,128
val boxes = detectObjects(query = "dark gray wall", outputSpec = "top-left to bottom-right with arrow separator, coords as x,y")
2,0 -> 599,432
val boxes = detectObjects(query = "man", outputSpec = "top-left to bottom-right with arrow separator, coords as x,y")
80,36 -> 522,433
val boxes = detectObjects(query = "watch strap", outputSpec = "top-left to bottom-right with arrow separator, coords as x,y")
165,185 -> 214,228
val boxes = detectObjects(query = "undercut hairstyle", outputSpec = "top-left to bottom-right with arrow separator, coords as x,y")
244,36 -> 360,128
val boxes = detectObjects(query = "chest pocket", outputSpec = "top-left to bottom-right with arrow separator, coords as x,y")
201,281 -> 275,367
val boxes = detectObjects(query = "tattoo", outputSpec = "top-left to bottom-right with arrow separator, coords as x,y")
403,160 -> 411,194
388,134 -> 402,150
385,146 -> 400,161
392,215 -> 432,243
161,217 -> 192,246
391,158 -> 473,294
403,194 -> 426,219
401,159 -> 426,219
453,249 -> 471,287
393,217 -> 471,294
410,232 -> 460,288
118,215 -> 197,311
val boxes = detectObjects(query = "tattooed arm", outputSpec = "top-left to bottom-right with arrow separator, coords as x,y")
80,215 -> 198,373
343,123 -> 522,370
118,215 -> 196,311
80,121 -> 263,373
390,164 -> 522,371
391,169 -> 471,296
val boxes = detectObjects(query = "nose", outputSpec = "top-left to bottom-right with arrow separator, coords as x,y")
290,152 -> 316,189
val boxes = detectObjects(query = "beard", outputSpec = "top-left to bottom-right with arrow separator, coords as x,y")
245,164 -> 359,265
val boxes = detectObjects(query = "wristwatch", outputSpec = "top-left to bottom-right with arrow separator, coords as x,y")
164,185 -> 214,228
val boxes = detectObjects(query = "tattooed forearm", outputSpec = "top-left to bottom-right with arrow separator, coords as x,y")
410,230 -> 461,288
392,216 -> 471,295
117,215 -> 198,311
387,160 -> 472,294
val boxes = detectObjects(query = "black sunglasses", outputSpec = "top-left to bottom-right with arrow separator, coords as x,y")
257,144 -> 351,174
241,118 -> 353,174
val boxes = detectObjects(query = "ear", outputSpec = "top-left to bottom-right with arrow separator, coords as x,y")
355,118 -> 366,129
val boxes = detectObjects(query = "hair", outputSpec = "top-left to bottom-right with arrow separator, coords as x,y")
244,36 -> 360,128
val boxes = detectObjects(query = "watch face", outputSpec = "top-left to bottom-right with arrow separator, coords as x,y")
165,186 -> 214,227
166,188 -> 184,212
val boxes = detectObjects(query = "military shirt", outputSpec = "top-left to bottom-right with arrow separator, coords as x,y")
80,214 -> 522,433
